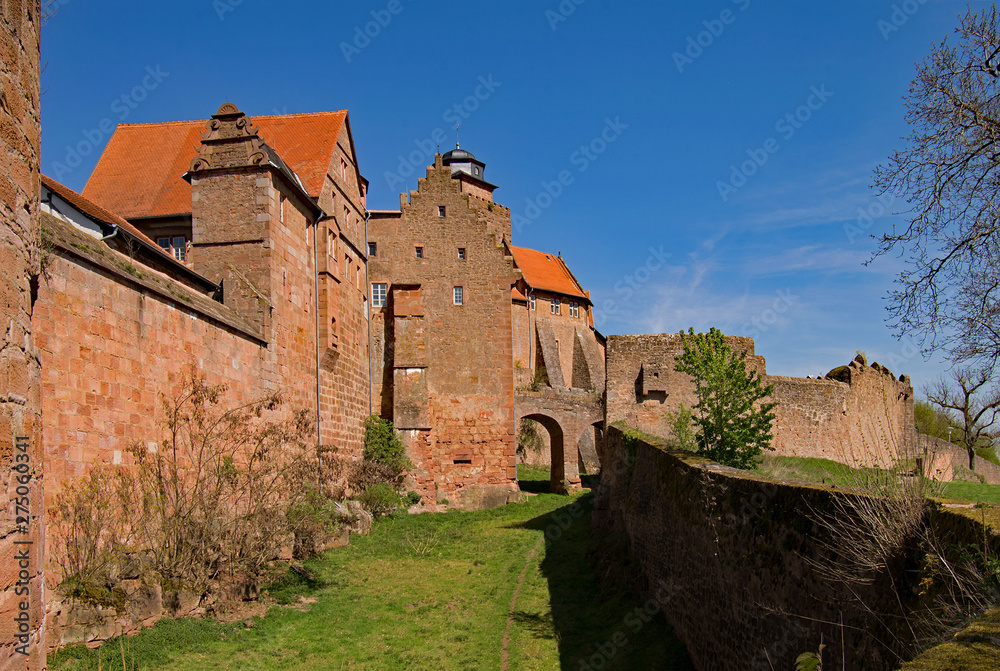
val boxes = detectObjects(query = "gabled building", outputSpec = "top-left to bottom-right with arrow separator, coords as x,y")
509,246 -> 605,394
81,105 -> 372,457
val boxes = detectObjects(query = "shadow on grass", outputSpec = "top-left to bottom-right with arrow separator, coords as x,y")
509,493 -> 694,671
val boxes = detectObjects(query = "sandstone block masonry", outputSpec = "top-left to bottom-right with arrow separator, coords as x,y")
592,426 -> 1000,670
606,333 -> 915,468
0,2 -> 43,669
368,155 -> 519,510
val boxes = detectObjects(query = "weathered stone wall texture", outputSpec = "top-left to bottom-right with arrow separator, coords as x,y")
0,1 -> 42,668
605,334 -> 915,468
593,426 -> 1000,671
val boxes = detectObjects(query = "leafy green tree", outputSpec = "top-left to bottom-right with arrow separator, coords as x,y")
674,327 -> 777,469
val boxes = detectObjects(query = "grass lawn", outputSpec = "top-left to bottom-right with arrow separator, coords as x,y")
50,466 -> 693,671
757,454 -> 1000,505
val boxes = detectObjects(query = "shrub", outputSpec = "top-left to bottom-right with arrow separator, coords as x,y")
359,482 -> 402,516
363,415 -> 411,478
53,375 -> 330,602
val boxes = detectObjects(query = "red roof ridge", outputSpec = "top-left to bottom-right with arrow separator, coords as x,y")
116,109 -> 349,128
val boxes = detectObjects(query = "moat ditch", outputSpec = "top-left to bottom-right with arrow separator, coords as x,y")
50,465 -> 693,671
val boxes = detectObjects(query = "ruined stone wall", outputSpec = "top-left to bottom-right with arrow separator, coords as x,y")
770,360 -> 915,468
0,2 -> 43,668
605,333 -> 763,438
593,425 -> 1000,671
917,433 -> 1000,485
511,299 -> 532,389
368,156 -> 519,510
605,334 -> 914,468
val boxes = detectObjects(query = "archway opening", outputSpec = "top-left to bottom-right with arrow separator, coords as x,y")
517,413 -> 565,494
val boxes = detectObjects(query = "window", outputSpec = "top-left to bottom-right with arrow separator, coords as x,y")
372,283 -> 387,307
344,253 -> 350,278
438,206 -> 446,217
529,294 -> 536,310
171,236 -> 187,262
157,237 -> 187,261
415,246 -> 423,259
368,242 -> 377,257
341,159 -> 349,180
279,194 -> 286,223
328,231 -> 336,258
453,286 -> 464,305
356,265 -> 361,289
457,248 -> 466,260
550,297 -> 560,314
570,302 -> 579,318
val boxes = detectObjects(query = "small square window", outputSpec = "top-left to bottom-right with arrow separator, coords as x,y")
372,283 -> 387,307
458,248 -> 466,260
453,286 -> 464,305
415,246 -> 424,259
529,294 -> 536,310
156,237 -> 170,252
438,206 -> 446,217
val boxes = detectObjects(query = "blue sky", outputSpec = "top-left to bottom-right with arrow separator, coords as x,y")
39,0 -> 986,393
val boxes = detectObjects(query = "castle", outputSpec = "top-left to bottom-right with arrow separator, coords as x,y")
0,6 -> 918,664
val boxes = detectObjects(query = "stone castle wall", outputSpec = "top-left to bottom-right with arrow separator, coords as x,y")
605,333 -> 915,468
770,360 -> 915,468
0,1 -> 43,668
593,425 -> 1000,670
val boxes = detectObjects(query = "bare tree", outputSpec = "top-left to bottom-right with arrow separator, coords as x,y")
872,6 -> 1000,368
925,367 -> 1000,470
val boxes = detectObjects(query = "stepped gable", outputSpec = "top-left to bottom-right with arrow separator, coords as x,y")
83,109 -> 349,218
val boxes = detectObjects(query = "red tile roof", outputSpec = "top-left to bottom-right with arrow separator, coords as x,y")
41,174 -> 172,260
82,111 -> 349,219
510,246 -> 589,301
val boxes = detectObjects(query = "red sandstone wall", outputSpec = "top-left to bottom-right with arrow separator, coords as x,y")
605,334 -> 915,469
0,2 -> 43,668
605,333 -> 764,438
368,157 -> 518,509
34,233 -> 275,491
769,361 -> 915,468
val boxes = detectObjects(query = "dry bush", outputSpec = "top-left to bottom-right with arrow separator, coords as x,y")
54,375 -> 344,601
808,464 -> 998,655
